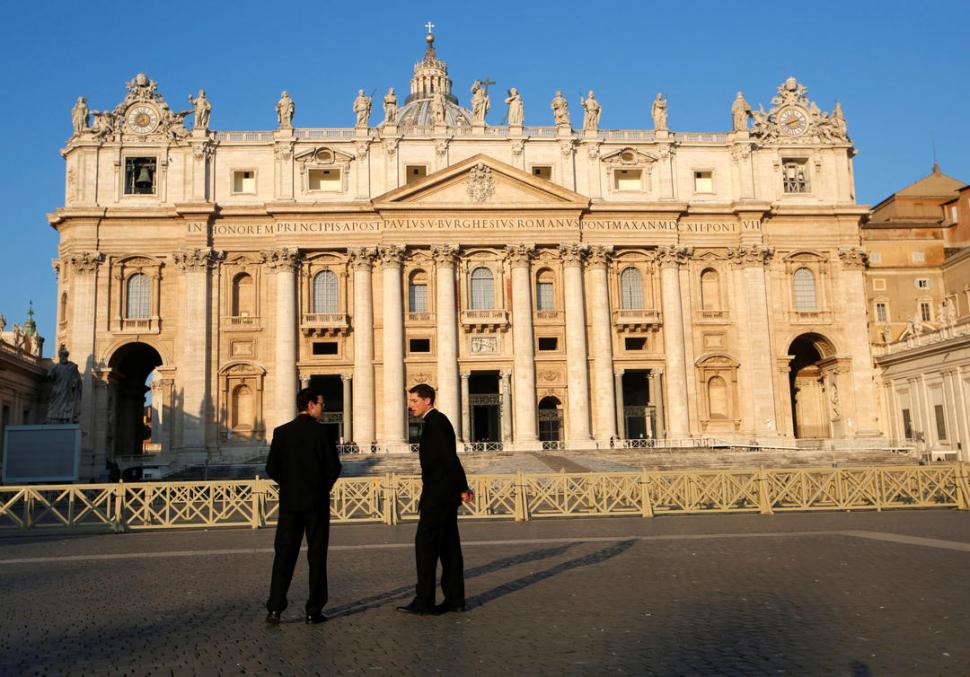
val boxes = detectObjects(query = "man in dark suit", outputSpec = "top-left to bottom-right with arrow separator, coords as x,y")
265,387 -> 342,625
397,383 -> 474,615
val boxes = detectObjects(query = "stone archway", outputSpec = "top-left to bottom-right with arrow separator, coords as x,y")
538,396 -> 563,444
108,342 -> 163,457
787,333 -> 836,439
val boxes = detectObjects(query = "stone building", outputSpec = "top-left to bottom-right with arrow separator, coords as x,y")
0,306 -> 50,474
51,31 -> 882,478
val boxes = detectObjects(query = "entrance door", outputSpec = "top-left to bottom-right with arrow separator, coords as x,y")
468,371 -> 501,442
538,396 -> 563,444
621,370 -> 652,439
309,375 -> 344,442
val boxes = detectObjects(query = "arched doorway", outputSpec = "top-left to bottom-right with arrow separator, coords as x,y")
787,333 -> 836,439
108,342 -> 163,457
537,396 -> 563,446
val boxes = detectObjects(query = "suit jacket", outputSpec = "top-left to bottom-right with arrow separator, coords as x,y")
266,414 -> 342,512
418,408 -> 469,512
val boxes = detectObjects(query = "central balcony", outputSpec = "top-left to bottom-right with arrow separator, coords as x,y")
301,312 -> 349,337
461,309 -> 510,332
613,309 -> 662,331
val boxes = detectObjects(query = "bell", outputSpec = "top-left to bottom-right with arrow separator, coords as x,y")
134,166 -> 153,190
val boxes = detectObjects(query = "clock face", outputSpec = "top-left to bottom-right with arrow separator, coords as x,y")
126,104 -> 160,134
778,107 -> 809,137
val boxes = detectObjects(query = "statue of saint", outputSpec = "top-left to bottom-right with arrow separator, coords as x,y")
751,104 -> 769,136
0,311 -> 6,332
188,89 -> 211,130
430,90 -> 446,125
505,88 -> 524,126
471,81 -> 490,125
832,102 -> 847,139
91,110 -> 116,139
46,344 -> 82,424
581,90 -> 601,131
651,93 -> 668,131
353,89 -> 372,128
71,97 -> 89,134
383,87 -> 398,125
731,92 -> 751,131
550,90 -> 570,128
276,91 -> 295,129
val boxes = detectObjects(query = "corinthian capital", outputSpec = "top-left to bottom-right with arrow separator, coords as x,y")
655,245 -> 692,268
348,247 -> 378,270
261,247 -> 301,272
504,243 -> 535,267
174,248 -> 223,272
558,242 -> 589,266
727,244 -> 775,267
586,245 -> 613,267
377,244 -> 405,266
837,246 -> 868,270
67,251 -> 103,275
431,244 -> 459,266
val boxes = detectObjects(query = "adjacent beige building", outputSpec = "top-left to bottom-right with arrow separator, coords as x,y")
51,33 -> 884,478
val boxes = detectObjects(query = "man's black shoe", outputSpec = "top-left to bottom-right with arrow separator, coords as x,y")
305,612 -> 328,624
265,611 -> 282,625
396,602 -> 436,615
433,602 -> 466,614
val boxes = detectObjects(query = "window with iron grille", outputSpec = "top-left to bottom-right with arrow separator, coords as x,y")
535,281 -> 554,311
409,282 -> 428,313
470,267 -> 494,310
875,302 -> 888,323
792,268 -> 817,311
620,267 -> 644,310
920,302 -> 932,322
313,271 -> 338,313
782,160 -> 809,193
125,273 -> 151,319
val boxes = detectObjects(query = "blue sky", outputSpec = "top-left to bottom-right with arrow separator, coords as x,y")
1,0 -> 968,345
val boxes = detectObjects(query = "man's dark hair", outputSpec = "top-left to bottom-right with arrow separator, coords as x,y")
408,383 -> 436,404
296,387 -> 322,412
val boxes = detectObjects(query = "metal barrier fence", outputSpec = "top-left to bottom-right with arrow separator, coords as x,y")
1,464 -> 967,532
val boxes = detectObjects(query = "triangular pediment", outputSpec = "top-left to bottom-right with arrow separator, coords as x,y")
373,154 -> 589,210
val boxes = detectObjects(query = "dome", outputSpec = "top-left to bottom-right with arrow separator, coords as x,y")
395,98 -> 472,128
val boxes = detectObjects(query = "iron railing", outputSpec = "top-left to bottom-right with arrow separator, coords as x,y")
1,464 -> 966,531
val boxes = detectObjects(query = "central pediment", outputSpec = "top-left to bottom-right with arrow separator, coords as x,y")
373,154 -> 590,211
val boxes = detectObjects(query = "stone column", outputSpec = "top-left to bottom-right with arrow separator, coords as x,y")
349,248 -> 376,445
500,369 -> 513,444
263,247 -> 300,435
649,369 -> 665,439
460,371 -> 471,445
837,247 -> 881,436
506,244 -> 538,444
588,246 -> 617,442
341,374 -> 352,443
432,245 -> 460,437
66,251 -> 102,478
657,245 -> 691,437
560,243 -> 592,444
614,369 -> 625,439
379,245 -> 406,444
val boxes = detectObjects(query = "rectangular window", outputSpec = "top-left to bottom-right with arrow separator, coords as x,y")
624,337 -> 647,351
875,302 -> 888,322
614,169 -> 642,191
409,284 -> 428,313
901,408 -> 913,440
912,251 -> 925,263
915,278 -> 930,289
405,165 -> 427,184
935,404 -> 947,441
782,159 -> 809,193
951,206 -> 958,223
531,166 -> 552,180
920,302 -> 932,322
536,282 -> 554,311
307,168 -> 341,192
872,278 -> 886,291
232,170 -> 256,194
537,337 -> 558,351
312,342 -> 338,356
693,170 -> 714,193
124,157 -> 157,195
408,338 -> 431,353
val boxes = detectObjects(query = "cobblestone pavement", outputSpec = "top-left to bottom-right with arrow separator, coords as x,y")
1,511 -> 969,676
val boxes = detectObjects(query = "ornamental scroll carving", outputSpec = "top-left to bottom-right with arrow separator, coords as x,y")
655,245 -> 692,267
377,245 -> 405,266
509,139 -> 524,157
559,243 -> 589,266
750,77 -> 850,145
431,244 -> 459,265
261,247 -> 301,272
587,245 -> 613,266
837,247 -> 868,270
504,243 -> 535,267
466,164 -> 495,203
727,244 -> 775,266
348,247 -> 378,270
174,248 -> 222,272
67,251 -> 103,275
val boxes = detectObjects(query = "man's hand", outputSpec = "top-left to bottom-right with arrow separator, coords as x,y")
460,490 -> 475,503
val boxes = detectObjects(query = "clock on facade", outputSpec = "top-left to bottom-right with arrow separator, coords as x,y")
125,104 -> 160,134
777,107 -> 809,137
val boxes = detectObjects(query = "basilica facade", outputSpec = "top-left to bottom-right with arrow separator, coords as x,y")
51,32 -> 881,477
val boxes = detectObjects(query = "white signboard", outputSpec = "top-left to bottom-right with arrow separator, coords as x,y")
2,425 -> 81,484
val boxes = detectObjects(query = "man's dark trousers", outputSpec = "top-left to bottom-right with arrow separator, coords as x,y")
267,506 -> 331,615
414,506 -> 464,609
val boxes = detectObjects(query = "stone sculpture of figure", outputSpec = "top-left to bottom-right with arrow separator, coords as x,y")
276,91 -> 295,129
911,311 -> 925,335
939,297 -> 958,327
383,87 -> 398,125
46,344 -> 82,424
92,110 -> 116,139
751,104 -> 769,136
430,90 -> 446,125
832,102 -> 847,139
731,91 -> 751,131
551,90 -> 570,128
505,88 -> 524,126
651,93 -> 668,131
470,80 -> 490,125
353,89 -> 372,128
188,89 -> 211,130
71,96 -> 89,134
581,90 -> 601,131
0,311 -> 6,332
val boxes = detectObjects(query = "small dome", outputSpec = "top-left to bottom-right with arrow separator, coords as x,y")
395,98 -> 472,128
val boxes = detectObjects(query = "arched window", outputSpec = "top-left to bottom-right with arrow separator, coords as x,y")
231,384 -> 253,431
313,270 -> 338,314
700,268 -> 720,310
620,267 -> 644,310
231,273 -> 255,317
708,376 -> 729,419
125,273 -> 151,319
470,267 -> 494,310
535,269 -> 555,311
537,396 -> 563,442
409,270 -> 428,313
793,268 -> 817,311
